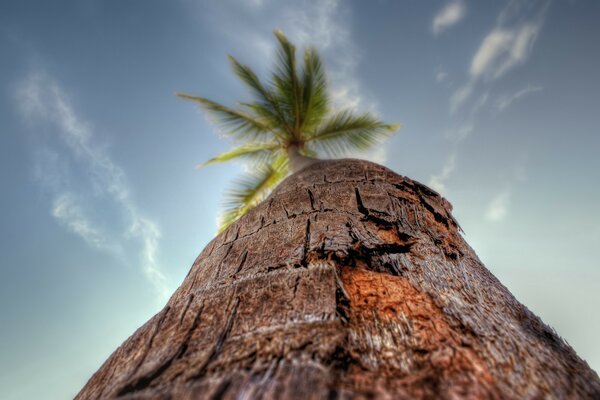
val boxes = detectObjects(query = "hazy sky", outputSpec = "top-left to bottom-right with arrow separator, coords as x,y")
1,1 -> 599,398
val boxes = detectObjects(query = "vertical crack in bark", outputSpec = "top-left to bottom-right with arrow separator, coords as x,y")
283,204 -> 291,218
291,274 -> 301,298
189,297 -> 241,380
179,294 -> 195,326
301,217 -> 311,268
210,378 -> 232,400
334,268 -> 350,324
234,250 -> 248,276
307,188 -> 316,211
354,187 -> 368,216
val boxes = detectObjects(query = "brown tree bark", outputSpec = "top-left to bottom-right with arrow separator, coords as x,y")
77,159 -> 600,399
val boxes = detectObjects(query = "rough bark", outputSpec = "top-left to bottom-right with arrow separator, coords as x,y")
77,159 -> 600,399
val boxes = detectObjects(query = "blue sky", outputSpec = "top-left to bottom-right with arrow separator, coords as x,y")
1,1 -> 599,398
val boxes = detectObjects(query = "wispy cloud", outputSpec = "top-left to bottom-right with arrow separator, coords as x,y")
428,153 -> 456,194
485,189 -> 511,222
15,71 -> 170,301
496,84 -> 543,112
450,81 -> 475,115
432,0 -> 466,35
451,0 -> 549,113
430,1 -> 548,193
470,24 -> 541,80
52,194 -> 107,250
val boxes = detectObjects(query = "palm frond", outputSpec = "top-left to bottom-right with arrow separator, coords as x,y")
177,93 -> 275,140
199,142 -> 280,168
273,30 -> 301,136
218,155 -> 288,231
238,102 -> 290,140
300,47 -> 329,133
305,110 -> 400,157
228,56 -> 291,137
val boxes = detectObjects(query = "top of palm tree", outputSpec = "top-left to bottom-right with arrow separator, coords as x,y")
178,30 -> 400,232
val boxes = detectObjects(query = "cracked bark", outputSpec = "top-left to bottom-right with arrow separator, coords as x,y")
77,159 -> 600,399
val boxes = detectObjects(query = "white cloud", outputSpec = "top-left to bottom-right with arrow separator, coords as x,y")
450,0 -> 548,114
428,153 -> 456,194
485,190 -> 511,222
470,24 -> 541,80
432,0 -> 466,35
496,84 -> 543,112
15,71 -> 170,301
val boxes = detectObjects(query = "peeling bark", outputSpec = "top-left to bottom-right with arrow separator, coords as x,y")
77,159 -> 600,399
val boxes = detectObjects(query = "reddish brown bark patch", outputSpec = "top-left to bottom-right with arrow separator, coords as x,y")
341,266 -> 499,398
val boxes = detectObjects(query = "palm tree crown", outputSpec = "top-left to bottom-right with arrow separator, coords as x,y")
178,30 -> 400,231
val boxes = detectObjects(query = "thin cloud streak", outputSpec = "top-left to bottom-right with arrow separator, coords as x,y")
52,194 -> 107,250
15,71 -> 170,301
496,85 -> 544,112
432,0 -> 466,35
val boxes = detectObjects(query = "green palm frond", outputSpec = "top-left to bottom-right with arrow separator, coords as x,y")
306,110 -> 400,157
177,93 -> 276,140
273,30 -> 301,136
228,56 -> 290,137
218,155 -> 288,231
238,102 -> 289,140
300,47 -> 329,133
199,142 -> 281,168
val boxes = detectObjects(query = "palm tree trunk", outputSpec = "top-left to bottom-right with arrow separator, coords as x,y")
287,143 -> 317,173
76,159 -> 600,399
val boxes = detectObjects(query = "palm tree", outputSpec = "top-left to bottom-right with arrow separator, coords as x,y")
177,30 -> 399,231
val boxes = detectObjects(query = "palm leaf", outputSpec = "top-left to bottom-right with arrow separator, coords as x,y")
218,155 -> 288,231
177,93 -> 275,140
199,142 -> 281,168
300,47 -> 329,133
273,30 -> 301,136
228,56 -> 291,137
238,102 -> 289,140
306,110 -> 400,157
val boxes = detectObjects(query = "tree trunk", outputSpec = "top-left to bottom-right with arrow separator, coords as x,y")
287,144 -> 317,173
77,159 -> 600,399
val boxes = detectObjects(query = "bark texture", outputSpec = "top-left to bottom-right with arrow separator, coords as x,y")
77,159 -> 600,399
